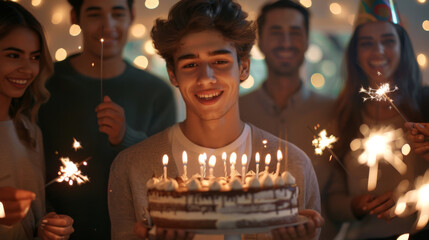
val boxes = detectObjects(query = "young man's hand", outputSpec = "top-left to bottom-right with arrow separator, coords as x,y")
96,96 -> 126,146
270,209 -> 324,240
405,122 -> 429,162
38,212 -> 74,240
0,187 -> 35,226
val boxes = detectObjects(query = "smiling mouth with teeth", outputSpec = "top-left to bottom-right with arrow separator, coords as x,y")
8,78 -> 28,85
196,91 -> 223,100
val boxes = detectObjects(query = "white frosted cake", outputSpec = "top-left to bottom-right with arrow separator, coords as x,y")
147,171 -> 298,229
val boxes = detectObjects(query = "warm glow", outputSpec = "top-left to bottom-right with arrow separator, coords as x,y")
311,73 -> 325,89
162,154 -> 168,165
145,0 -> 159,9
131,24 -> 146,38
0,202 -> 5,218
57,157 -> 89,185
143,40 -> 156,55
417,0 -> 427,4
32,0 -> 42,7
277,150 -> 283,161
240,75 -> 255,89
55,48 -> 67,61
182,151 -> 187,164
198,154 -> 205,165
133,56 -> 149,69
300,0 -> 312,8
209,155 -> 216,167
51,11 -> 64,25
222,152 -> 227,161
423,20 -> 429,31
417,53 -> 427,67
230,152 -> 237,165
402,144 -> 411,156
397,233 -> 410,240
241,154 -> 248,166
69,24 -> 81,36
329,3 -> 342,15
265,154 -> 271,165
255,152 -> 260,163
360,83 -> 398,102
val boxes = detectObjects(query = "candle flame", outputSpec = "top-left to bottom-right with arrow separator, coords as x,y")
209,155 -> 216,167
162,154 -> 168,165
57,157 -> 89,185
222,152 -> 227,161
72,138 -> 82,151
0,201 -> 5,218
182,151 -> 188,164
255,152 -> 260,163
230,152 -> 237,165
265,154 -> 271,165
198,154 -> 205,165
241,154 -> 247,165
100,38 -> 104,43
396,234 -> 409,240
312,129 -> 337,155
359,83 -> 398,102
277,150 -> 283,161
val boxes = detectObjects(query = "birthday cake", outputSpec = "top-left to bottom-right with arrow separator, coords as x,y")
147,171 -> 299,229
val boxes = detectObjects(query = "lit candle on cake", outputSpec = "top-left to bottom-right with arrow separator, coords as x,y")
0,201 -> 5,218
162,154 -> 168,181
276,150 -> 283,176
230,152 -> 237,177
255,152 -> 260,178
182,151 -> 188,180
198,154 -> 205,178
222,152 -> 227,177
208,155 -> 216,179
265,154 -> 271,174
241,154 -> 247,184
202,153 -> 207,178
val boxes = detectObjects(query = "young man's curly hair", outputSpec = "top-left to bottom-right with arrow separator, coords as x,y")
151,0 -> 256,71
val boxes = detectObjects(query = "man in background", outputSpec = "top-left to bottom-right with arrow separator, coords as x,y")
38,0 -> 176,239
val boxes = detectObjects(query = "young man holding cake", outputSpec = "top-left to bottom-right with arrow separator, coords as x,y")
108,0 -> 323,239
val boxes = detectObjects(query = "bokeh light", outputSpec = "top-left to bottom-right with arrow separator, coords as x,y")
417,53 -> 427,68
143,40 -> 156,55
145,0 -> 159,9
55,48 -> 67,61
130,24 -> 146,38
51,11 -> 64,25
423,20 -> 429,31
311,73 -> 325,89
330,3 -> 342,15
32,0 -> 42,7
306,44 -> 323,63
300,0 -> 312,8
134,56 -> 149,69
240,75 -> 255,89
251,46 -> 265,60
69,24 -> 81,36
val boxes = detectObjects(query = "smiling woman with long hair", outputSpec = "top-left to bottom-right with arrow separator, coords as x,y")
0,1 -> 74,239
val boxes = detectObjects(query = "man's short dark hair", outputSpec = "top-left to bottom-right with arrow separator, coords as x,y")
257,0 -> 310,38
67,0 -> 134,19
151,0 -> 256,70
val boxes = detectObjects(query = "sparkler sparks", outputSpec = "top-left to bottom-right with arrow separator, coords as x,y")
359,83 -> 398,102
312,129 -> 338,155
45,138 -> 89,188
395,170 -> 429,230
350,124 -> 407,191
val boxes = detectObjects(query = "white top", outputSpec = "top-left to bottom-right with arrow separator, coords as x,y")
171,123 -> 252,178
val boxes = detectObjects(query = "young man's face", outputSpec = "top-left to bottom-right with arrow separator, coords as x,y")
168,30 -> 250,121
258,8 -> 308,77
73,0 -> 133,59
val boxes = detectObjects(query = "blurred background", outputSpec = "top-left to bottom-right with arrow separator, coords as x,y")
14,0 -> 429,120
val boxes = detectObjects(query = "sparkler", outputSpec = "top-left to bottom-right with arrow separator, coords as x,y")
359,82 -> 408,122
100,25 -> 104,103
45,138 -> 89,188
395,170 -> 429,230
308,125 -> 349,175
45,157 -> 90,187
351,124 -> 407,191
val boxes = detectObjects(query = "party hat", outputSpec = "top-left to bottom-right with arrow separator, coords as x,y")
355,0 -> 400,27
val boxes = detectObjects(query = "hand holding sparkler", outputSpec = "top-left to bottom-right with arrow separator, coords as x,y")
351,191 -> 396,221
405,122 -> 429,162
95,96 -> 126,146
0,187 -> 35,226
